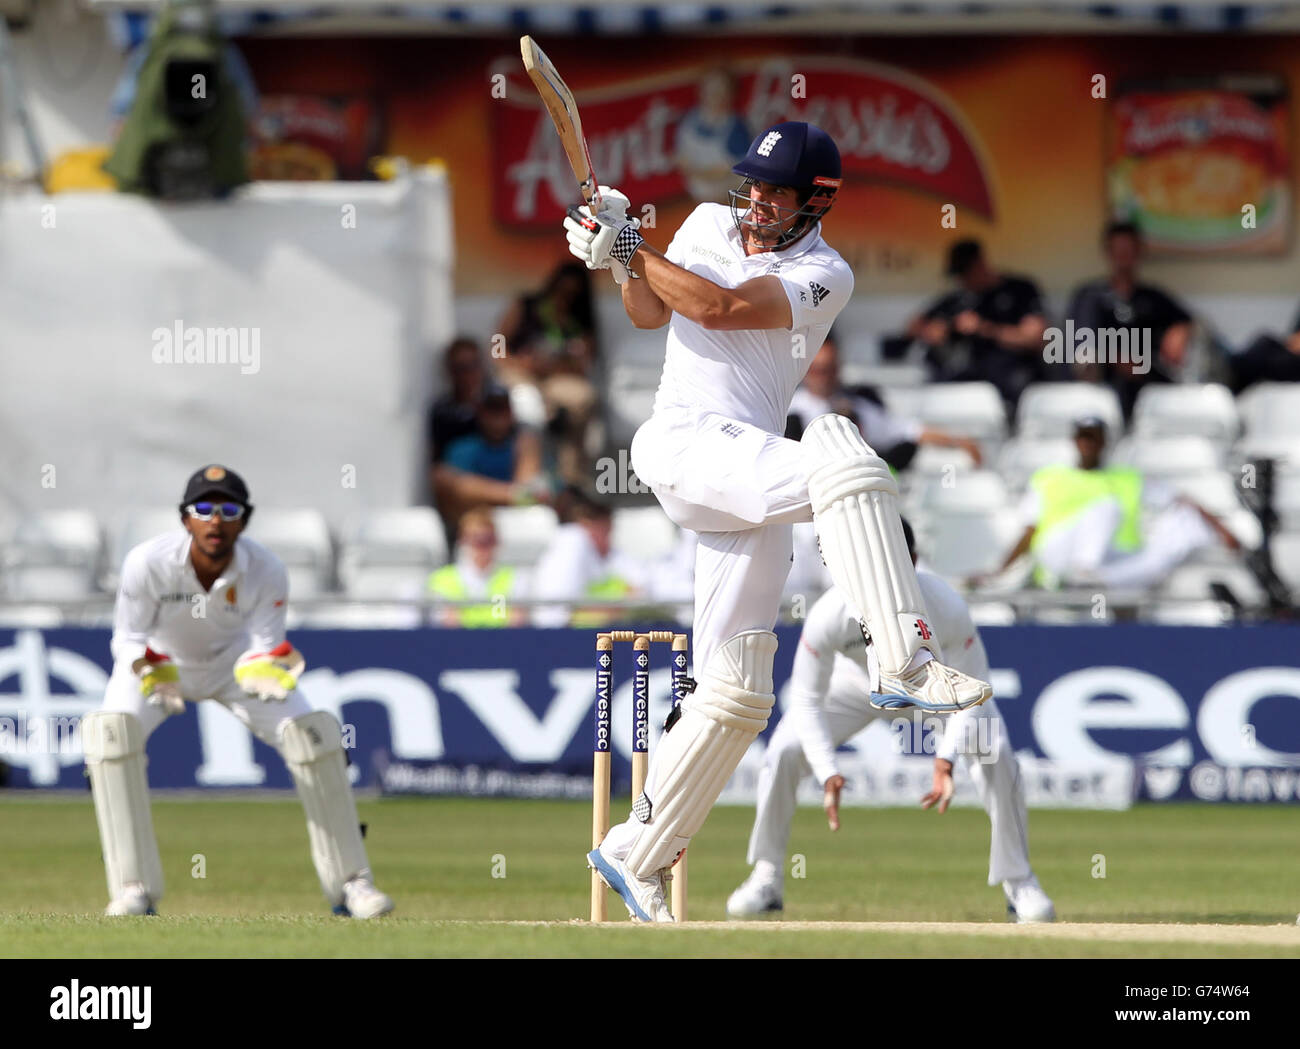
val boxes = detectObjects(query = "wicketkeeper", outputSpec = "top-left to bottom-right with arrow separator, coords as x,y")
83,465 -> 394,918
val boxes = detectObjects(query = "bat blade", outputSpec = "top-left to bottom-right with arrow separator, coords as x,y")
520,35 -> 601,209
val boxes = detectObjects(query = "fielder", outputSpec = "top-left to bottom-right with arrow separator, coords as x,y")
565,121 -> 991,922
84,465 -> 393,918
727,522 -> 1055,923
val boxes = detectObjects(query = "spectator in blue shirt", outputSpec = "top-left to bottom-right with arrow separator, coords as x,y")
433,385 -> 551,541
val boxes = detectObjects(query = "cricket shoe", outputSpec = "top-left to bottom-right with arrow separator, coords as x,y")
1004,876 -> 1056,923
588,846 -> 675,923
876,656 -> 991,714
105,884 -> 156,917
333,876 -> 395,919
726,867 -> 783,918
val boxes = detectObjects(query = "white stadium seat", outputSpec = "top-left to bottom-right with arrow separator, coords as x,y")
492,505 -> 559,567
1132,383 -> 1239,445
248,508 -> 335,597
1267,531 -> 1300,591
1158,561 -> 1265,606
1,510 -> 105,600
114,508 -> 186,571
1111,435 -> 1226,476
1016,383 -> 1123,439
910,470 -> 1018,578
337,507 -> 449,600
915,469 -> 1010,513
996,438 -> 1078,491
610,506 -> 678,562
839,361 -> 929,389
900,381 -> 1007,444
1237,382 -> 1300,440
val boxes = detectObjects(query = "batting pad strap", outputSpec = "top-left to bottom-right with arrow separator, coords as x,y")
801,412 -> 935,676
280,711 -> 371,906
82,711 -> 164,903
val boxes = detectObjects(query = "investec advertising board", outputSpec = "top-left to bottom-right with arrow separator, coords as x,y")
1,626 -> 1297,807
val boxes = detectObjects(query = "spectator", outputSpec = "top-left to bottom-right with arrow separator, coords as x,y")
428,336 -> 489,464
786,332 -> 983,469
531,493 -> 647,627
976,416 -> 1240,591
905,239 -> 1048,416
1066,221 -> 1196,419
427,507 -> 526,627
498,261 -> 600,486
1230,305 -> 1300,393
432,385 -> 550,541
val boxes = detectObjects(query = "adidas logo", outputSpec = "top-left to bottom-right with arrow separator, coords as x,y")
809,282 -> 828,306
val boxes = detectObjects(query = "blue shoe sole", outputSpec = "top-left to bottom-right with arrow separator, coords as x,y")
587,848 -> 651,922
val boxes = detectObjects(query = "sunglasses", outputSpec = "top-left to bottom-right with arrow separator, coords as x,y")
186,501 -> 246,521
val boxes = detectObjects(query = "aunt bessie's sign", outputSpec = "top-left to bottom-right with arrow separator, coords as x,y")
494,57 -> 995,226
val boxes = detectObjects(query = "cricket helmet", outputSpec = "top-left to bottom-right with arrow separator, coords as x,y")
729,121 -> 842,248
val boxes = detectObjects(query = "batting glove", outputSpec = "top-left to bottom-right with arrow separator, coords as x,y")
588,186 -> 641,285
234,641 -> 306,702
564,204 -> 643,281
132,648 -> 185,715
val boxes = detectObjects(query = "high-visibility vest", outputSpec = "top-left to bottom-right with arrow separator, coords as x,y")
1029,465 -> 1143,586
570,575 -> 636,629
427,564 -> 516,628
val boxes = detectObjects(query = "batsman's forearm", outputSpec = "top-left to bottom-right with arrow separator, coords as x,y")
631,245 -> 733,327
621,266 -> 670,329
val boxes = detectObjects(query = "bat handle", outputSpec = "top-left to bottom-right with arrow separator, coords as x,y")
567,205 -> 598,231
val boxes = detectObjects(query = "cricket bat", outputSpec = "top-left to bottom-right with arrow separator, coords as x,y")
520,35 -> 602,211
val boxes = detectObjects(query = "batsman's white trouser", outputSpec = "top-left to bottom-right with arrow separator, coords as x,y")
746,666 -> 1033,887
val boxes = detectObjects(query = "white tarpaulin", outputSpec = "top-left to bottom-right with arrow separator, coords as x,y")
0,170 -> 452,529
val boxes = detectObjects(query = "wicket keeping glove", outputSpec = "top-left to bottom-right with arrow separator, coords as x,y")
132,648 -> 185,716
235,641 -> 306,702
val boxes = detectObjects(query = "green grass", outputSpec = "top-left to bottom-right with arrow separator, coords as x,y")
3,796 -> 1298,957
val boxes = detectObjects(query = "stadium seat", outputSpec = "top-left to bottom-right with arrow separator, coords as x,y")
492,505 -> 559,567
337,507 -> 449,600
1132,383 -> 1239,445
839,360 -> 929,389
248,508 -> 335,597
996,437 -> 1077,491
610,506 -> 678,562
113,507 -> 186,572
906,443 -> 978,478
1,510 -> 105,600
1147,601 -> 1232,626
1016,383 -> 1123,439
603,377 -> 657,450
1158,560 -> 1265,605
911,471 -> 1018,578
1111,435 -> 1226,475
1237,382 -> 1300,440
1156,470 -> 1245,517
892,381 -> 1006,445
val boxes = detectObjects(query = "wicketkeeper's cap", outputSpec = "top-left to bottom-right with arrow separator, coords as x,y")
180,464 -> 251,508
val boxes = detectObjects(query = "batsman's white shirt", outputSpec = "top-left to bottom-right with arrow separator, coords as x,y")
787,571 -> 991,784
111,529 -> 289,668
651,202 -> 853,433
628,203 -> 853,671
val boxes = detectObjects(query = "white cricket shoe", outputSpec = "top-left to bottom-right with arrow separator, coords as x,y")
879,656 -> 991,713
341,876 -> 395,919
588,846 -> 675,923
1004,876 -> 1056,923
105,884 -> 154,917
726,867 -> 783,918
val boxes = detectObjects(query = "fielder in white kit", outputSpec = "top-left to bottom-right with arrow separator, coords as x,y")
564,121 -> 992,922
727,520 -> 1055,922
83,465 -> 393,919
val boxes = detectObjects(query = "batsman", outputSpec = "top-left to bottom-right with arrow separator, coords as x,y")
567,122 -> 992,921
83,465 -> 394,919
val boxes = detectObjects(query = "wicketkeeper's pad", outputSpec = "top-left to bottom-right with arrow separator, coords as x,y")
82,710 -> 164,905
279,711 -> 371,907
